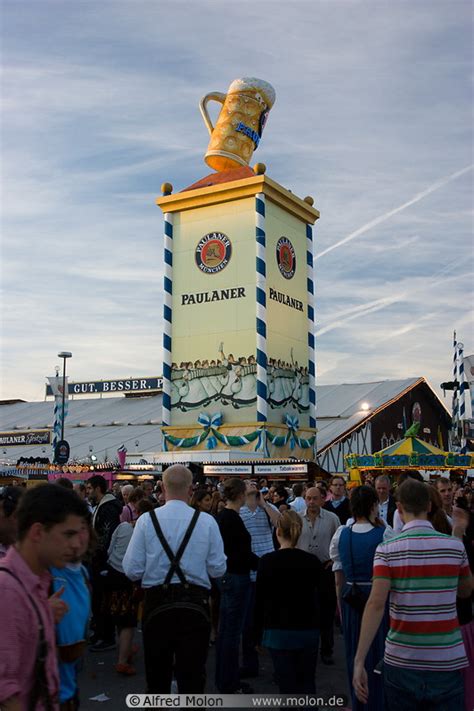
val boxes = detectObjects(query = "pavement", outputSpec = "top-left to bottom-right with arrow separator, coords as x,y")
78,627 -> 351,710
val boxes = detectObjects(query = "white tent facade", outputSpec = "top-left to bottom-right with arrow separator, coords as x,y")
0,377 -> 450,473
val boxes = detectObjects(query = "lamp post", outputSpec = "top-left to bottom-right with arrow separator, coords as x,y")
58,351 -> 72,441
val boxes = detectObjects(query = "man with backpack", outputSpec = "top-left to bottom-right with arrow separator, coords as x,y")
123,464 -> 226,693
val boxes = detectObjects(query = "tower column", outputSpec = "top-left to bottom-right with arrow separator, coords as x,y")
162,209 -> 174,429
306,222 -> 316,431
255,192 -> 267,423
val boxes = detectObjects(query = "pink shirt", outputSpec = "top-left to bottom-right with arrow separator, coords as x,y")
120,502 -> 138,524
0,546 -> 59,710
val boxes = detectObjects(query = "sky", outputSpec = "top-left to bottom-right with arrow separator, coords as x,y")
1,0 -> 473,405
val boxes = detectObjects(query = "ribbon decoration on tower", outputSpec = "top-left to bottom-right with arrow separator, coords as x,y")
162,411 -> 314,452
265,413 -> 316,450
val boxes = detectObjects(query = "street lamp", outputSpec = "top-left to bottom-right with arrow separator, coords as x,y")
58,351 -> 72,441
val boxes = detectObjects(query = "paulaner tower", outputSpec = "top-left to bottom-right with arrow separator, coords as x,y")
157,78 -> 319,460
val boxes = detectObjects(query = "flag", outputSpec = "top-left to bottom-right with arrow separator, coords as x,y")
402,407 -> 408,432
117,445 -> 127,469
47,375 -> 68,398
463,355 -> 474,384
437,425 -> 444,450
47,376 -> 69,449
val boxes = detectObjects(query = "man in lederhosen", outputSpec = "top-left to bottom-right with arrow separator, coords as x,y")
123,465 -> 226,693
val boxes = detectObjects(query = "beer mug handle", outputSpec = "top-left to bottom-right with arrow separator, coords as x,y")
199,92 -> 227,136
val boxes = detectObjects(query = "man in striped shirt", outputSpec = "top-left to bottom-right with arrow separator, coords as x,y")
240,484 -> 280,678
353,479 -> 472,710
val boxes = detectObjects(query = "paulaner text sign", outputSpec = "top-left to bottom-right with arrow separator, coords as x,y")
0,430 -> 51,447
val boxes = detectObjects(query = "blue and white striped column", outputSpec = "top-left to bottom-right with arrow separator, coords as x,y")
255,193 -> 267,423
452,331 -> 459,448
162,212 -> 174,429
52,396 -> 62,452
306,223 -> 316,431
458,341 -> 467,453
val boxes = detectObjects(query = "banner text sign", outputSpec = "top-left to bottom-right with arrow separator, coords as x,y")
46,377 -> 163,397
0,430 -> 51,447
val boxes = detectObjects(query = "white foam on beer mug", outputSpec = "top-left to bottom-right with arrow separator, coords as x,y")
228,77 -> 276,108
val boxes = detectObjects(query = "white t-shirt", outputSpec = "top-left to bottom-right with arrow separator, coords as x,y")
393,508 -> 452,532
289,496 -> 306,514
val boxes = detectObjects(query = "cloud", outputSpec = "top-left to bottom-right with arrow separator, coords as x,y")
0,1 -> 472,404
314,164 -> 473,261
316,296 -> 400,336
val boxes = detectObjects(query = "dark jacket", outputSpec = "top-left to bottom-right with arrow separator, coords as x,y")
92,493 -> 123,568
217,508 -> 259,574
324,497 -> 351,525
385,495 -> 397,527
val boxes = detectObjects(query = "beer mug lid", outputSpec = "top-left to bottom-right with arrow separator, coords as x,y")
228,77 -> 276,108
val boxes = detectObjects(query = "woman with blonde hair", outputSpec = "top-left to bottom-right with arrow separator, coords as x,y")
255,510 -> 323,693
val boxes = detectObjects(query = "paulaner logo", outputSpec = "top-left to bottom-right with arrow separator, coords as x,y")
276,237 -> 296,279
195,232 -> 232,274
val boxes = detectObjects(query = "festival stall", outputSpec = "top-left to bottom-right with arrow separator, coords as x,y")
345,423 -> 474,484
0,461 -> 127,487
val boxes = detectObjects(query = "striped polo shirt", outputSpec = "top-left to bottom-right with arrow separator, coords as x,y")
240,503 -> 278,581
373,519 -> 470,671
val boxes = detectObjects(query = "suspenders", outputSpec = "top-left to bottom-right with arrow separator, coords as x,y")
149,508 -> 200,588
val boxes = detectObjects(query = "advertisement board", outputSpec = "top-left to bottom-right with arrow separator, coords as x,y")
0,430 -> 51,447
265,201 -> 309,426
203,465 -> 253,474
169,196 -> 311,429
46,377 -> 163,397
171,198 -> 257,424
254,463 -> 308,474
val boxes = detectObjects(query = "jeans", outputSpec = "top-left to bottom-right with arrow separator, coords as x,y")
91,570 -> 115,644
384,663 -> 464,711
215,573 -> 251,692
270,642 -> 319,694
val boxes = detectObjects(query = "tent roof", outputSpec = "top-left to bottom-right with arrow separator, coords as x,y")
316,376 -> 450,452
380,435 -> 446,457
0,376 -> 448,462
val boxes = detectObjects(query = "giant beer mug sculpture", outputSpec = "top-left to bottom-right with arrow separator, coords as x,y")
200,77 -> 275,172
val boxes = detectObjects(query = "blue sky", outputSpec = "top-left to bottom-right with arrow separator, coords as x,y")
1,0 -> 472,403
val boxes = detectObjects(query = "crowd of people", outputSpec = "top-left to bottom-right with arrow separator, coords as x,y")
0,468 -> 473,710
